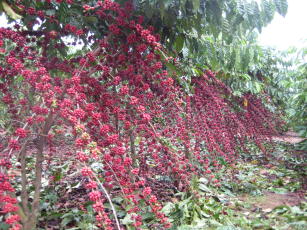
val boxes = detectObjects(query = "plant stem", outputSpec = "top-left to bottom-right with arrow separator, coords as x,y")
92,172 -> 121,230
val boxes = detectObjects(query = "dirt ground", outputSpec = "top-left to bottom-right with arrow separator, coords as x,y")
254,191 -> 305,211
271,131 -> 306,144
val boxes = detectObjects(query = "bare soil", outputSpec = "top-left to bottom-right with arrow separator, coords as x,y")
270,131 -> 306,144
255,191 -> 305,211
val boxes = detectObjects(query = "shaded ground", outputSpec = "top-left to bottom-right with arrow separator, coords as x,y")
258,132 -> 306,210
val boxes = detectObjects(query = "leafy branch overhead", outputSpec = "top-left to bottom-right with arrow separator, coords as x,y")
132,0 -> 288,49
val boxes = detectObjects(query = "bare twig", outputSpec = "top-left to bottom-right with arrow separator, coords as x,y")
91,167 -> 121,230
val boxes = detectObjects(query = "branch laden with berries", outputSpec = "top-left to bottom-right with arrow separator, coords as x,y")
0,1 -> 283,229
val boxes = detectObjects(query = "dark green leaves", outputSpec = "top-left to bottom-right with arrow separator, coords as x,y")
274,0 -> 288,17
174,35 -> 185,53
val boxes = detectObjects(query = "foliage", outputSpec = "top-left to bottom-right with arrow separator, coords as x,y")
131,0 -> 288,49
161,144 -> 306,229
285,48 -> 307,139
0,0 -> 288,74
251,47 -> 307,143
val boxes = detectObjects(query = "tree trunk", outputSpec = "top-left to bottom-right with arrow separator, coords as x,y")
21,113 -> 55,230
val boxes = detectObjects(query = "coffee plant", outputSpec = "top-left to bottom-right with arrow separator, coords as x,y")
1,1 -> 301,230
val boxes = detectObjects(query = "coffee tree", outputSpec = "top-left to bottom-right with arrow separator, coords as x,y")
0,0 -> 287,229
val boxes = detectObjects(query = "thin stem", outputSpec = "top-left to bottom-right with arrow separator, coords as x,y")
91,168 -> 121,230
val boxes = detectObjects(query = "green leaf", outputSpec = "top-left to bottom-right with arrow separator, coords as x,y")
121,213 -> 135,225
141,212 -> 155,221
174,35 -> 185,53
200,210 -> 210,218
45,9 -> 56,16
241,74 -> 251,81
162,202 -> 175,215
182,45 -> 189,58
269,187 -> 289,194
262,0 -> 276,24
199,183 -> 211,193
192,0 -> 200,12
222,18 -> 230,34
112,197 -> 124,204
1,1 -> 22,20
61,217 -> 73,227
178,196 -> 192,209
0,222 -> 10,230
192,67 -> 203,76
216,226 -> 238,230
85,16 -> 98,23
199,177 -> 209,184
253,81 -> 262,93
274,0 -> 288,17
